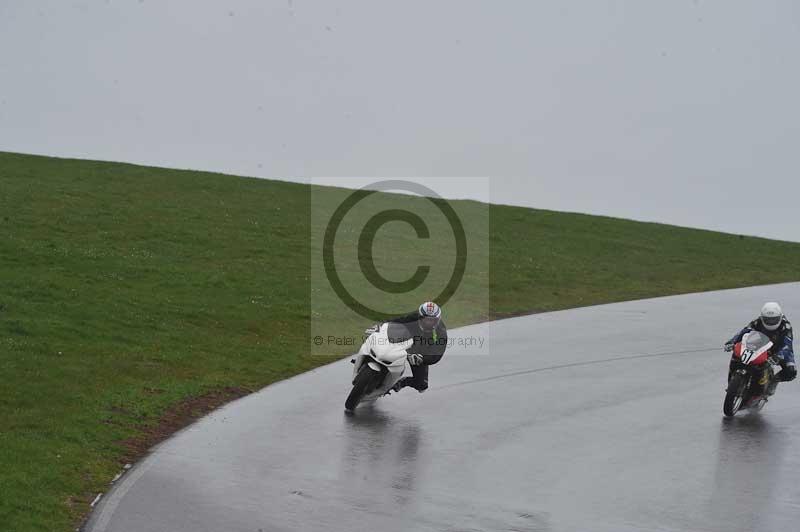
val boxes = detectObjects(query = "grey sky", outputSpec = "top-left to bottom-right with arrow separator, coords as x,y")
1,1 -> 798,241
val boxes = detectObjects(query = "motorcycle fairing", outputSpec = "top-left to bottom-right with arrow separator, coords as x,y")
734,331 -> 774,366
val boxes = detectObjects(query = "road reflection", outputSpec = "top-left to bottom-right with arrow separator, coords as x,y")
340,406 -> 424,510
707,414 -> 789,531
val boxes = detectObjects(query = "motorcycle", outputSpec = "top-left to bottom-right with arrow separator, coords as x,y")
724,331 -> 783,417
345,324 -> 413,412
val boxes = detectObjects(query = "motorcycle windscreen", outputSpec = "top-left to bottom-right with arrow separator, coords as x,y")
744,331 -> 772,352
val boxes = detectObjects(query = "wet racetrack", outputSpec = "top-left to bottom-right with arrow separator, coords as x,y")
86,284 -> 800,532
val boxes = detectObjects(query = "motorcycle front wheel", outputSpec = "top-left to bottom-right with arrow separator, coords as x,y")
723,374 -> 746,418
345,365 -> 382,412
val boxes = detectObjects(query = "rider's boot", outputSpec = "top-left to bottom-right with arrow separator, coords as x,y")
382,378 -> 408,396
391,378 -> 412,393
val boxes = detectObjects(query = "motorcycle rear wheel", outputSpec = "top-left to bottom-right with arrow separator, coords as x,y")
723,374 -> 746,418
345,366 -> 381,412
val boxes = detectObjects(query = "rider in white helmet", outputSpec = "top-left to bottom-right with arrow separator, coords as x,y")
725,302 -> 796,382
365,301 -> 448,393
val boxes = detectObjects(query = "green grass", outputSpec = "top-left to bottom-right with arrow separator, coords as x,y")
1,151 -> 799,531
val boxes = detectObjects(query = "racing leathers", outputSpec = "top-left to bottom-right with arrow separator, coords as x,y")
384,312 -> 448,393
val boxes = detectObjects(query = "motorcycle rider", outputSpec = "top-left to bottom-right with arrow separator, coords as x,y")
365,301 -> 447,394
724,302 -> 796,385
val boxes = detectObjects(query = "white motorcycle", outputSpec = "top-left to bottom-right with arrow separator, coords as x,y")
345,324 -> 413,412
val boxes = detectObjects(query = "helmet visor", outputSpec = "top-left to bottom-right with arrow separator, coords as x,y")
763,315 -> 782,327
421,316 -> 440,331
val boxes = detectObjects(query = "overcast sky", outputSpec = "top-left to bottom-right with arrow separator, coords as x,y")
1,1 -> 798,241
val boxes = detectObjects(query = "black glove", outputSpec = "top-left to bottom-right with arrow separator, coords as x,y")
724,342 -> 735,353
781,363 -> 797,382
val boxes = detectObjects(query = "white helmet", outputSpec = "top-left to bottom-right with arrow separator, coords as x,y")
418,301 -> 442,332
760,302 -> 784,331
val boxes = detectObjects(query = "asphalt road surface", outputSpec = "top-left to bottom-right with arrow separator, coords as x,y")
86,284 -> 800,532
